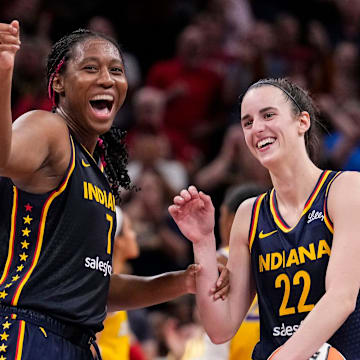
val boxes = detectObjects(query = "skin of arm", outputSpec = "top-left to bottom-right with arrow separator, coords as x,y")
3,112 -> 70,192
169,186 -> 256,344
107,266 -> 197,312
0,21 -> 20,169
0,20 -> 70,193
272,172 -> 360,360
107,263 -> 230,312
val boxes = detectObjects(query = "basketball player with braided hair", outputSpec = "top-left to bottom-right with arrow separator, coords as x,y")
0,21 -> 229,360
170,77 -> 360,359
46,27 -> 131,200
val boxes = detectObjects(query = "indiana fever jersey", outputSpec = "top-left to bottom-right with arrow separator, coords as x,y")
249,170 -> 360,360
0,135 -> 116,333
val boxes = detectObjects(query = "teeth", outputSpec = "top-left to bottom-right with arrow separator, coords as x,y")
257,137 -> 275,149
90,94 -> 114,101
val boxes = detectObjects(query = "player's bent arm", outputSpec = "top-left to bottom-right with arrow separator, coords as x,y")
0,58 -> 13,169
325,172 -> 360,313
0,110 -> 71,192
193,197 -> 256,344
107,270 -> 192,312
0,19 -> 69,186
271,172 -> 360,360
226,197 -> 257,332
0,21 -> 20,169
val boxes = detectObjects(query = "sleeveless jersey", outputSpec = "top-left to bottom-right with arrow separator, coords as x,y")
98,311 -> 130,360
0,135 -> 116,333
249,170 -> 360,360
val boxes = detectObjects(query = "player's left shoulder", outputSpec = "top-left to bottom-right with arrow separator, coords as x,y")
329,171 -> 360,198
327,171 -> 360,221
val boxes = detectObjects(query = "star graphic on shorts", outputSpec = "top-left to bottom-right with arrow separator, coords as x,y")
21,240 -> 29,249
0,332 -> 8,341
0,292 -> 7,300
0,343 -> 7,352
24,203 -> 33,212
2,322 -> 11,330
0,354 -> 6,360
4,283 -> 12,289
19,253 -> 28,262
21,228 -> 31,237
16,265 -> 24,272
23,215 -> 33,225
12,275 -> 20,282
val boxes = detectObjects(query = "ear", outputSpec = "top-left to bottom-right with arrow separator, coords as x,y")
298,111 -> 311,135
52,74 -> 65,96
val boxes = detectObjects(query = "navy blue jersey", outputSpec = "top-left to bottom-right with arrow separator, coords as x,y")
249,170 -> 360,360
0,135 -> 116,333
0,306 -> 94,360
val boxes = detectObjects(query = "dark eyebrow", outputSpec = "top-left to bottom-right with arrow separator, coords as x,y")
241,114 -> 250,122
241,106 -> 278,122
259,106 -> 277,114
79,57 -> 99,64
79,56 -> 123,65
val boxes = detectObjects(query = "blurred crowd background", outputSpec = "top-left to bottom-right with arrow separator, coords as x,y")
2,0 -> 360,358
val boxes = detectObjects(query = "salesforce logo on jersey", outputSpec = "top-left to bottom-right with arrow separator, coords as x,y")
84,256 -> 112,277
273,321 -> 303,337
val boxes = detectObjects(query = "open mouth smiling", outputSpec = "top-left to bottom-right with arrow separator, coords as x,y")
89,94 -> 114,116
256,137 -> 276,149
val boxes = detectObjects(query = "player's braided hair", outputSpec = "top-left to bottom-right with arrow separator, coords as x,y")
95,127 -> 132,200
46,28 -> 132,200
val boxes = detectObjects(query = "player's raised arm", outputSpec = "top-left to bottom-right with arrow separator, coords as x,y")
0,20 -> 20,169
169,185 -> 256,343
0,21 -> 70,189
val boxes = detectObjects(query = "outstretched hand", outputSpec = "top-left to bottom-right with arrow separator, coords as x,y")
185,263 -> 230,301
169,185 -> 215,244
0,20 -> 20,71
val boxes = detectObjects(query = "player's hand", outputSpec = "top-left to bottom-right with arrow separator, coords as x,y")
211,263 -> 230,301
0,20 -> 21,72
184,263 -> 201,294
185,263 -> 230,301
169,186 -> 215,244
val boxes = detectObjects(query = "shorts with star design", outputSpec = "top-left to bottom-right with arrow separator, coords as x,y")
0,304 -> 96,360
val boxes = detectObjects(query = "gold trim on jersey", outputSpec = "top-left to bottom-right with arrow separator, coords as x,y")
249,194 -> 266,252
270,170 -> 331,232
0,187 -> 18,285
11,137 -> 76,306
323,171 -> 342,234
79,142 -> 104,173
15,320 -> 25,360
80,142 -> 97,163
